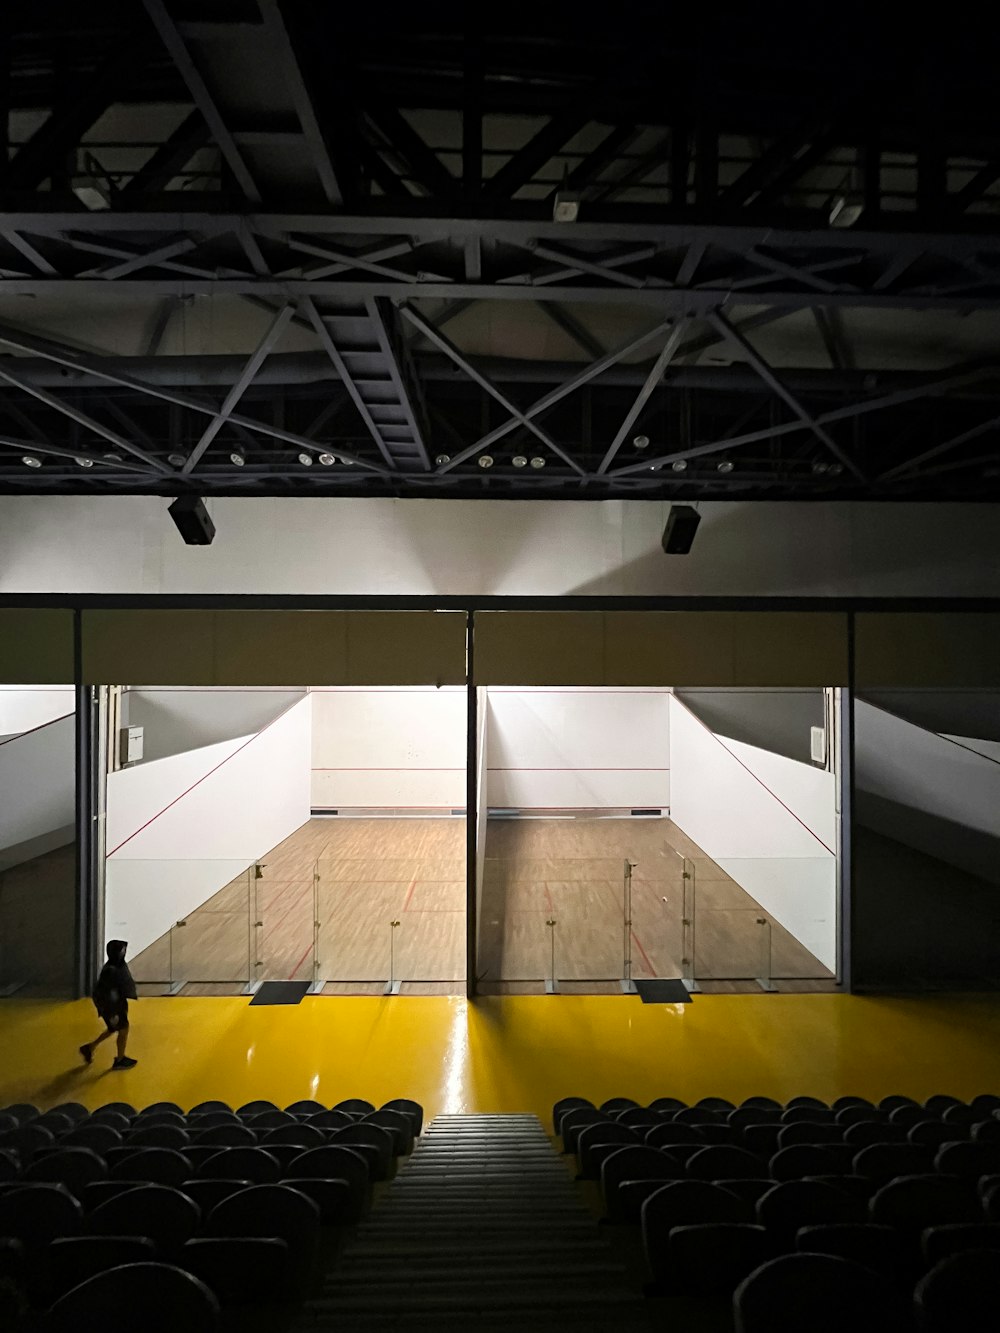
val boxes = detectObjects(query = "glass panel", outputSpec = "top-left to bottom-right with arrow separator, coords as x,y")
480,858 -> 624,985
627,848 -> 688,981
253,859 -> 315,985
0,685 -> 77,997
691,856 -> 836,980
393,859 -> 465,985
171,868 -> 252,987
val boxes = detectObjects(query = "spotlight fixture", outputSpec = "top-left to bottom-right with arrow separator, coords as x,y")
552,169 -> 580,223
512,455 -> 528,468
529,456 -> 546,469
104,452 -> 123,463
671,459 -> 688,473
812,460 -> 829,475
827,462 -> 844,476
167,453 -> 186,467
318,453 -> 336,466
661,504 -> 701,554
633,434 -> 650,449
168,494 -> 215,546
829,195 -> 863,229
229,445 -> 246,467
434,454 -> 451,466
75,457 -> 94,468
297,452 -> 314,466
716,458 -> 735,474
478,455 -> 494,468
21,454 -> 42,468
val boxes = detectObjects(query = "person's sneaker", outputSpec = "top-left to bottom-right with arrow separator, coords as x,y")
79,1044 -> 92,1065
111,1056 -> 137,1069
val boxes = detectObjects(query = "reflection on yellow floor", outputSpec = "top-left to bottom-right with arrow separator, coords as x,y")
3,994 -> 1000,1128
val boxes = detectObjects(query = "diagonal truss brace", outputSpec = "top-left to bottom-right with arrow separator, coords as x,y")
597,319 -> 693,473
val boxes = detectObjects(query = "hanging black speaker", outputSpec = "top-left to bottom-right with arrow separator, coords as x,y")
168,495 -> 215,546
661,505 -> 700,554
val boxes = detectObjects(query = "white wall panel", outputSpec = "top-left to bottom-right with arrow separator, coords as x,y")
311,688 -> 466,809
1,495 -> 998,598
668,696 -> 836,970
486,688 -> 670,809
106,696 -> 312,954
0,714 -> 75,854
715,735 -> 837,851
123,687 -> 305,763
0,686 -> 74,738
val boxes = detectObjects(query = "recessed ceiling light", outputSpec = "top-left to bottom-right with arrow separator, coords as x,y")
529,456 -> 546,469
297,452 -> 314,466
512,455 -> 527,468
828,463 -> 843,476
434,454 -> 451,466
633,434 -> 650,449
104,452 -> 123,463
167,452 -> 186,467
75,457 -> 94,468
229,445 -> 246,466
716,458 -> 735,474
21,454 -> 42,468
318,453 -> 336,466
671,459 -> 688,472
478,455 -> 494,468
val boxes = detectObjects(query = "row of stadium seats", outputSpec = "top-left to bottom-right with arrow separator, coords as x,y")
0,1097 -> 423,1332
556,1095 -> 1000,1331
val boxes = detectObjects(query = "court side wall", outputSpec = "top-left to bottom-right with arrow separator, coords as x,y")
668,695 -> 836,971
0,686 -> 75,740
311,688 -> 466,809
122,686 -> 306,763
2,496 -> 999,597
0,714 -> 75,864
106,696 -> 312,955
486,688 -> 670,810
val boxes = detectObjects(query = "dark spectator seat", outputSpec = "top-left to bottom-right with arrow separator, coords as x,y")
197,1148 -> 281,1185
834,1105 -> 881,1127
870,1175 -> 984,1231
644,1122 -> 705,1149
924,1095 -> 964,1116
878,1095 -> 919,1114
852,1142 -> 934,1184
780,1107 -> 834,1125
729,1108 -> 781,1130
715,1178 -> 775,1206
236,1102 -> 278,1116
830,1097 -> 874,1112
921,1223 -> 1000,1266
333,1099 -> 375,1116
135,1103 -> 184,1118
936,1140 -> 1000,1178
770,1146 -> 847,1182
284,1146 -> 371,1222
0,1183 -> 82,1248
62,1124 -> 123,1154
796,1222 -> 917,1283
49,1103 -> 89,1124
23,1147 -> 107,1195
600,1146 -> 679,1221
888,1104 -> 926,1128
178,1179 -> 251,1216
576,1122 -> 639,1177
756,1180 -> 866,1237
740,1097 -> 782,1111
599,1098 -> 639,1116
647,1098 -> 687,1114
674,1107 -> 722,1125
552,1097 -> 594,1135
204,1184 -> 320,1292
85,1183 -> 201,1251
908,1120 -> 954,1149
642,1181 -> 752,1282
914,1250 -> 1000,1332
45,1235 -> 157,1302
285,1101 -> 326,1116
664,1223 -> 774,1298
734,1252 -> 906,1333
843,1120 -> 906,1148
329,1124 -> 393,1180
777,1122 -> 842,1148
742,1124 -> 783,1156
380,1099 -> 423,1136
45,1262 -> 219,1333
110,1148 -> 192,1187
363,1109 -> 414,1156
686,1146 -> 763,1182
695,1097 -> 736,1111
972,1119 -> 1000,1143
193,1124 -> 256,1148
560,1108 -> 607,1155
181,1236 -> 294,1305
188,1101 -> 233,1115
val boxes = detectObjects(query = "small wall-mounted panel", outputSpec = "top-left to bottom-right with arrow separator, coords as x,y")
856,613 -> 1000,687
0,609 -> 75,684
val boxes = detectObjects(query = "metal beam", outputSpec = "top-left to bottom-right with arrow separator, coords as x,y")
398,304 -> 586,474
182,304 -> 295,473
538,303 -> 604,359
879,411 -> 1000,482
365,105 -> 455,200
483,107 -> 592,203
708,310 -> 866,481
597,319 -> 691,473
366,297 -> 431,470
0,435 -> 151,474
0,320 -> 387,473
0,364 -> 168,474
122,110 -> 211,195
142,0 -> 261,202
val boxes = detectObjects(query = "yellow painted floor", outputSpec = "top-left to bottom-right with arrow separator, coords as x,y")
3,994 -> 1000,1130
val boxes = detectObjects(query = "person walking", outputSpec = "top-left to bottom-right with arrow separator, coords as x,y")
80,939 -> 138,1070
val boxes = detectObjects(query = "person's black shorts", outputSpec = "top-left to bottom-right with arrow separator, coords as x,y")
101,1001 -> 129,1031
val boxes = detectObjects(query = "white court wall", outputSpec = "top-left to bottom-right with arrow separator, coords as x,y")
106,696 -> 312,955
0,714 -> 75,855
122,686 -> 306,763
715,734 -> 837,851
1,496 -> 999,597
486,688 -> 670,809
668,695 -> 836,971
0,686 -> 74,739
311,688 -> 466,809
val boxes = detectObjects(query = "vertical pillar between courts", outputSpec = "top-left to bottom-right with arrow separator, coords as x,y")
465,609 -> 477,999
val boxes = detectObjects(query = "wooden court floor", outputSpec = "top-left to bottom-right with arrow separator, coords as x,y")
130,817 -> 831,997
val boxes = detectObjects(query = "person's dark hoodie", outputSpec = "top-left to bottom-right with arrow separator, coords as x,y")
92,939 -> 137,1014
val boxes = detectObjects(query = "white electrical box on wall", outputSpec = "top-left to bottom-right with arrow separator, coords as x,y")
119,725 -> 144,765
810,726 -> 827,766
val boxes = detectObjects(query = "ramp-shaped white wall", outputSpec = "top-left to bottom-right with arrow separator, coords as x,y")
106,696 -> 312,956
122,686 -> 306,763
0,712 -> 75,864
855,700 -> 1000,884
311,688 -> 466,810
0,686 -> 74,740
668,695 -> 836,971
486,688 -> 670,810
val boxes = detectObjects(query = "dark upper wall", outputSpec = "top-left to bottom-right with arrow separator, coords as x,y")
675,689 -> 826,765
860,691 -> 1000,742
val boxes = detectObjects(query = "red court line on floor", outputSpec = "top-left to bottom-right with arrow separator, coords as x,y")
630,929 -> 657,978
544,882 -> 554,914
402,876 -> 418,911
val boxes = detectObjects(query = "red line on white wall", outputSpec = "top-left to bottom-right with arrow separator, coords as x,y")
0,711 -> 74,747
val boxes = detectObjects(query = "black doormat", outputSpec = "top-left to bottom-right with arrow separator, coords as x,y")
249,981 -> 310,1006
634,978 -> 693,1004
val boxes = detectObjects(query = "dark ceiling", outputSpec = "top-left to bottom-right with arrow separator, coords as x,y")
2,2 -> 1000,500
